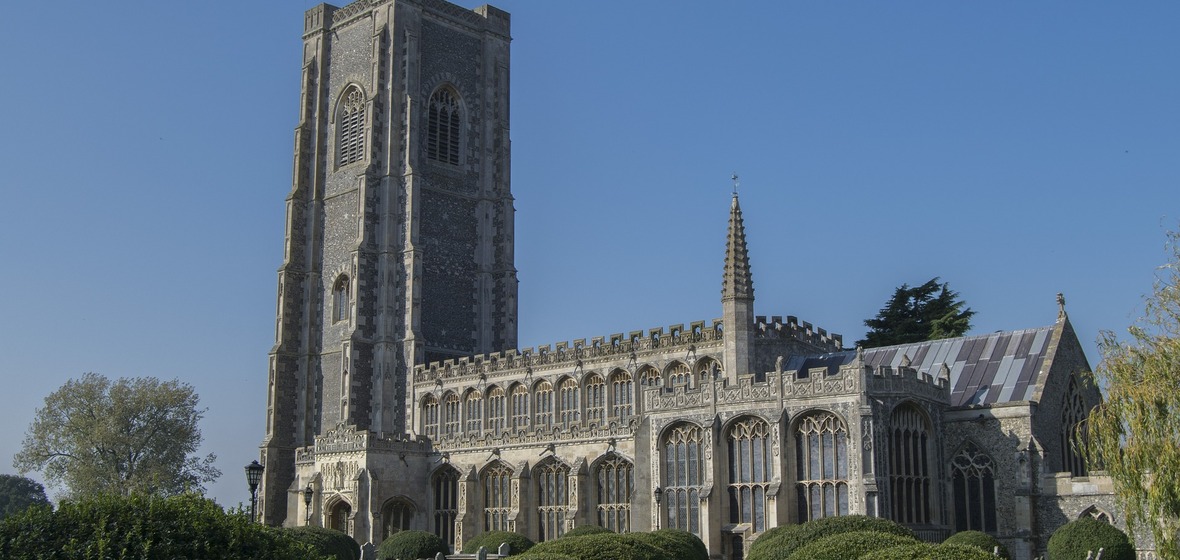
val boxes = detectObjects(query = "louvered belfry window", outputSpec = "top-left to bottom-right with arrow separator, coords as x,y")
338,87 -> 365,166
427,87 -> 461,165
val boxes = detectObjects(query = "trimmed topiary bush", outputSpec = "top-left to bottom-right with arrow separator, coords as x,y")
785,530 -> 919,560
528,532 -> 667,560
750,515 -> 917,560
942,530 -> 1008,559
1048,517 -> 1135,560
858,542 -> 937,560
285,526 -> 360,560
560,525 -> 613,538
0,493 -> 323,560
461,529 -> 535,555
378,529 -> 448,560
919,543 -> 999,560
630,529 -> 708,560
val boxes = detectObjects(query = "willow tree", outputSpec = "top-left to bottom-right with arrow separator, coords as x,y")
1088,230 -> 1180,560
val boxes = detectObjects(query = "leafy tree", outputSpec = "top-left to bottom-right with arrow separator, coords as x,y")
13,373 -> 220,498
1087,230 -> 1180,560
858,277 -> 974,347
0,475 -> 49,520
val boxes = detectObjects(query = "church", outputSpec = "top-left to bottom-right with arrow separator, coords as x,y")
256,1 -> 1132,559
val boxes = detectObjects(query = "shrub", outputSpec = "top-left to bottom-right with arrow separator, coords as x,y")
631,529 -> 708,560
560,525 -> 613,538
1047,517 -> 1135,560
461,529 -> 535,555
942,531 -> 1008,559
378,530 -> 448,560
0,493 -> 323,560
514,554 -> 578,560
286,526 -> 360,560
528,533 -> 667,560
750,515 -> 917,560
858,542 -> 937,560
785,530 -> 919,560
920,543 -> 999,560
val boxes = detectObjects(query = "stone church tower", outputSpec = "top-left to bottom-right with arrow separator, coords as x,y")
259,0 -> 515,526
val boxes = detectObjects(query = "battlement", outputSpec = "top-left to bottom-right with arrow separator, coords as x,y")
864,362 -> 951,402
323,0 -> 509,36
755,315 -> 843,352
414,319 -> 725,383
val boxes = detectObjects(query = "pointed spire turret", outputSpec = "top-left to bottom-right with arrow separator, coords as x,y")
722,193 -> 755,301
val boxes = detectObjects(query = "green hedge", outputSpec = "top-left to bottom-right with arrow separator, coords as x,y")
919,543 -> 999,560
942,531 -> 1008,559
857,542 -> 937,560
785,530 -> 919,560
630,529 -> 708,560
749,515 -> 917,560
378,530 -> 448,560
461,530 -> 535,555
0,493 -> 325,560
513,553 -> 578,560
1048,517 -> 1135,560
284,526 -> 359,560
560,525 -> 613,538
528,533 -> 667,560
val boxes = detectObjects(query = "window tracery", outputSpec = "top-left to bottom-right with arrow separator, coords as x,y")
662,423 -> 704,535
728,417 -> 772,532
482,462 -> 513,532
534,381 -> 553,428
422,395 -> 439,440
666,362 -> 691,389
795,412 -> 849,521
889,404 -> 932,525
610,370 -> 633,418
464,390 -> 483,434
511,385 -> 529,430
337,86 -> 366,166
442,393 -> 460,437
382,498 -> 414,540
332,276 -> 350,323
535,459 -> 569,541
638,366 -> 661,387
426,86 -> 460,165
432,467 -> 459,550
558,378 -> 580,424
950,442 -> 997,532
585,374 -> 605,423
487,386 -> 506,433
1061,377 -> 1089,476
596,454 -> 633,532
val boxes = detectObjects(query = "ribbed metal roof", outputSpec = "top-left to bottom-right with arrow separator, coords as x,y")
783,326 -> 1056,407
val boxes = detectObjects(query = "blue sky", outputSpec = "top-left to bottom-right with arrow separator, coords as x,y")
1,1 -> 1177,509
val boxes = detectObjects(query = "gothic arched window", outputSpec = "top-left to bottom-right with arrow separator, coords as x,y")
663,423 -> 704,535
638,366 -> 661,387
482,462 -> 513,532
332,275 -> 350,323
889,404 -> 932,525
596,453 -> 634,532
337,86 -> 365,166
534,381 -> 553,428
951,442 -> 997,532
558,378 -> 580,424
728,416 -> 772,532
1061,377 -> 1089,476
511,384 -> 529,430
610,370 -> 633,418
422,395 -> 439,440
464,390 -> 483,434
585,374 -> 605,424
795,411 -> 849,521
426,86 -> 461,165
666,362 -> 691,390
432,467 -> 459,550
535,458 -> 569,541
442,393 -> 460,437
381,498 -> 414,540
487,386 -> 506,433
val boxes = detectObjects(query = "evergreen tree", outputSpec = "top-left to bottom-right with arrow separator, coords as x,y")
1087,230 -> 1180,560
858,278 -> 974,347
0,475 -> 49,520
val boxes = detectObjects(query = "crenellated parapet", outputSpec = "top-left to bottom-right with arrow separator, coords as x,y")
755,315 -> 843,353
302,422 -> 432,462
865,363 -> 951,403
413,319 -> 725,384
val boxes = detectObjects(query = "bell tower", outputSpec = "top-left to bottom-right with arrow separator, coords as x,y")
259,0 -> 515,526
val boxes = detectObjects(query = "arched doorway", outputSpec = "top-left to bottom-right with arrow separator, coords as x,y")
329,500 -> 352,534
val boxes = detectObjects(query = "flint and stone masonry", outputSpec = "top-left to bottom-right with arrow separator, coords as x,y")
258,1 -> 1155,559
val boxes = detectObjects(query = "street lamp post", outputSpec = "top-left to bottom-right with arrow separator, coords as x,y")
303,484 -> 315,526
653,486 -> 663,530
245,460 -> 265,523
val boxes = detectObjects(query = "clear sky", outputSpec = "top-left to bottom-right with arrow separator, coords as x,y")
1,1 -> 1177,509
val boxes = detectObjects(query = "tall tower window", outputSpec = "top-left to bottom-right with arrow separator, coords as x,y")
487,386 -> 506,433
663,422 -> 704,535
951,442 -> 997,532
889,403 -> 932,525
511,385 -> 529,430
596,453 -> 633,532
1061,377 -> 1089,476
728,416 -> 771,532
482,461 -> 513,532
585,374 -> 605,424
337,86 -> 366,166
432,467 -> 460,551
535,458 -> 569,541
332,275 -> 351,323
558,378 -> 580,424
426,86 -> 461,165
610,370 -> 633,418
795,411 -> 849,521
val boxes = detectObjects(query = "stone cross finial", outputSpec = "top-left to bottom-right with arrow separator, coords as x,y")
1057,292 -> 1066,318
731,173 -> 740,196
